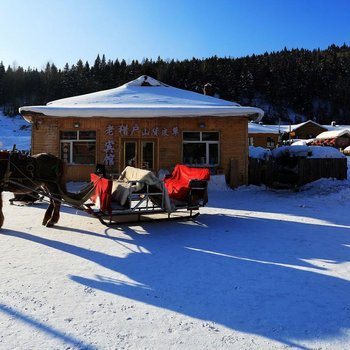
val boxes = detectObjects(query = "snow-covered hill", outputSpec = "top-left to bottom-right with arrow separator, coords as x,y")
0,110 -> 31,151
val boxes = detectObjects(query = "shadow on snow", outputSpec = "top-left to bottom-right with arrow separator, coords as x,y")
3,209 -> 350,349
0,303 -> 96,350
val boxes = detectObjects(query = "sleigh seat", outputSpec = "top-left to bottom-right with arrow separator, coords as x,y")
86,165 -> 210,225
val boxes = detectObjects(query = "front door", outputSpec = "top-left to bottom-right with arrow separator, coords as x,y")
122,139 -> 157,171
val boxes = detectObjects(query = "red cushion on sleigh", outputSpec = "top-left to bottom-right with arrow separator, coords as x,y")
90,173 -> 112,213
164,164 -> 210,202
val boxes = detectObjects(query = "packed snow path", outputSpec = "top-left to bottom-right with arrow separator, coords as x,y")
0,179 -> 350,349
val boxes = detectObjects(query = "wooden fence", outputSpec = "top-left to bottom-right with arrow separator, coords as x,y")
248,158 -> 265,186
249,157 -> 348,188
298,158 -> 347,185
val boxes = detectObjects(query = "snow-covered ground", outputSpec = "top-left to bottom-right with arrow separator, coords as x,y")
1,111 -> 350,349
0,111 -> 31,151
1,176 -> 350,350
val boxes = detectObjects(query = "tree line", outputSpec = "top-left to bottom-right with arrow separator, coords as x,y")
1,43 -> 350,124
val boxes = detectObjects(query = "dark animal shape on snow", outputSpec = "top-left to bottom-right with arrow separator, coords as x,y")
0,151 -> 93,228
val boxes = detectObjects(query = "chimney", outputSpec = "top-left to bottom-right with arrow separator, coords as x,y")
141,75 -> 151,86
203,83 -> 213,96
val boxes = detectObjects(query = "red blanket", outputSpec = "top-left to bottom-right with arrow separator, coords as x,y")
164,165 -> 210,201
90,173 -> 112,213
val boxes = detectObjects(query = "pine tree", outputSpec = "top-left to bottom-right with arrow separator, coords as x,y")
1,45 -> 350,123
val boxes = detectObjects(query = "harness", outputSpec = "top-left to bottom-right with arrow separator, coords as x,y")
0,150 -> 35,191
0,152 -> 11,191
0,150 -> 99,211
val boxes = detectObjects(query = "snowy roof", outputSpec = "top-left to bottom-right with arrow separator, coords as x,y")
19,75 -> 264,120
292,120 -> 325,130
248,122 -> 280,134
322,124 -> 350,132
248,120 -> 333,135
276,120 -> 327,133
290,139 -> 314,146
316,129 -> 350,139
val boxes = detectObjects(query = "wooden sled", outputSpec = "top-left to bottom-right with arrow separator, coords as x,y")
83,165 -> 210,226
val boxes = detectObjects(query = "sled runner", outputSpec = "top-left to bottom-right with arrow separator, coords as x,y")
9,191 -> 43,205
83,165 -> 210,226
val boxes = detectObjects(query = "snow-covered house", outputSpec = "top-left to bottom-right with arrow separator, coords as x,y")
279,120 -> 328,141
19,75 -> 264,184
316,129 -> 350,139
312,129 -> 350,149
248,122 -> 280,149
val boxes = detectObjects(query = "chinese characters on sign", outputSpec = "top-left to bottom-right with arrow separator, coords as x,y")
105,124 -> 114,136
113,123 -> 179,137
103,123 -> 180,166
103,139 -> 115,166
103,124 -> 115,166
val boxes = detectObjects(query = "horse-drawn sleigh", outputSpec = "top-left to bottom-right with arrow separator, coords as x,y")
0,150 -> 210,228
84,164 -> 210,226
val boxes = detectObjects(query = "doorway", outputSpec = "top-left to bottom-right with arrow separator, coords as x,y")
122,139 -> 158,171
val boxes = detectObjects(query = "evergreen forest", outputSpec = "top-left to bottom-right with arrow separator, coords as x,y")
1,44 -> 350,125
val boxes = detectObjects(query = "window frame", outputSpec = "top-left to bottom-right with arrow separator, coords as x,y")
266,136 -> 275,148
182,131 -> 220,167
60,130 -> 96,165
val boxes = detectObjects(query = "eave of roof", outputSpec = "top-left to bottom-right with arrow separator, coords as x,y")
20,105 -> 263,119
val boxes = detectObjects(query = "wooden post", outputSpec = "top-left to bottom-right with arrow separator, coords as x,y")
229,159 -> 239,188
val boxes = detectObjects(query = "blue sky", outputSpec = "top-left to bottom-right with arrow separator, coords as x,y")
1,0 -> 350,70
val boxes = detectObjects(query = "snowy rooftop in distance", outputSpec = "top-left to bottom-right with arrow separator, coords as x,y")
19,75 -> 264,120
276,120 -> 327,133
322,124 -> 350,132
316,129 -> 350,139
248,122 -> 280,134
247,121 -> 325,134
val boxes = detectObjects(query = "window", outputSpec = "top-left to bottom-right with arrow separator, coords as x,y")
183,131 -> 219,166
248,137 -> 254,146
266,137 -> 275,148
60,131 -> 96,164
